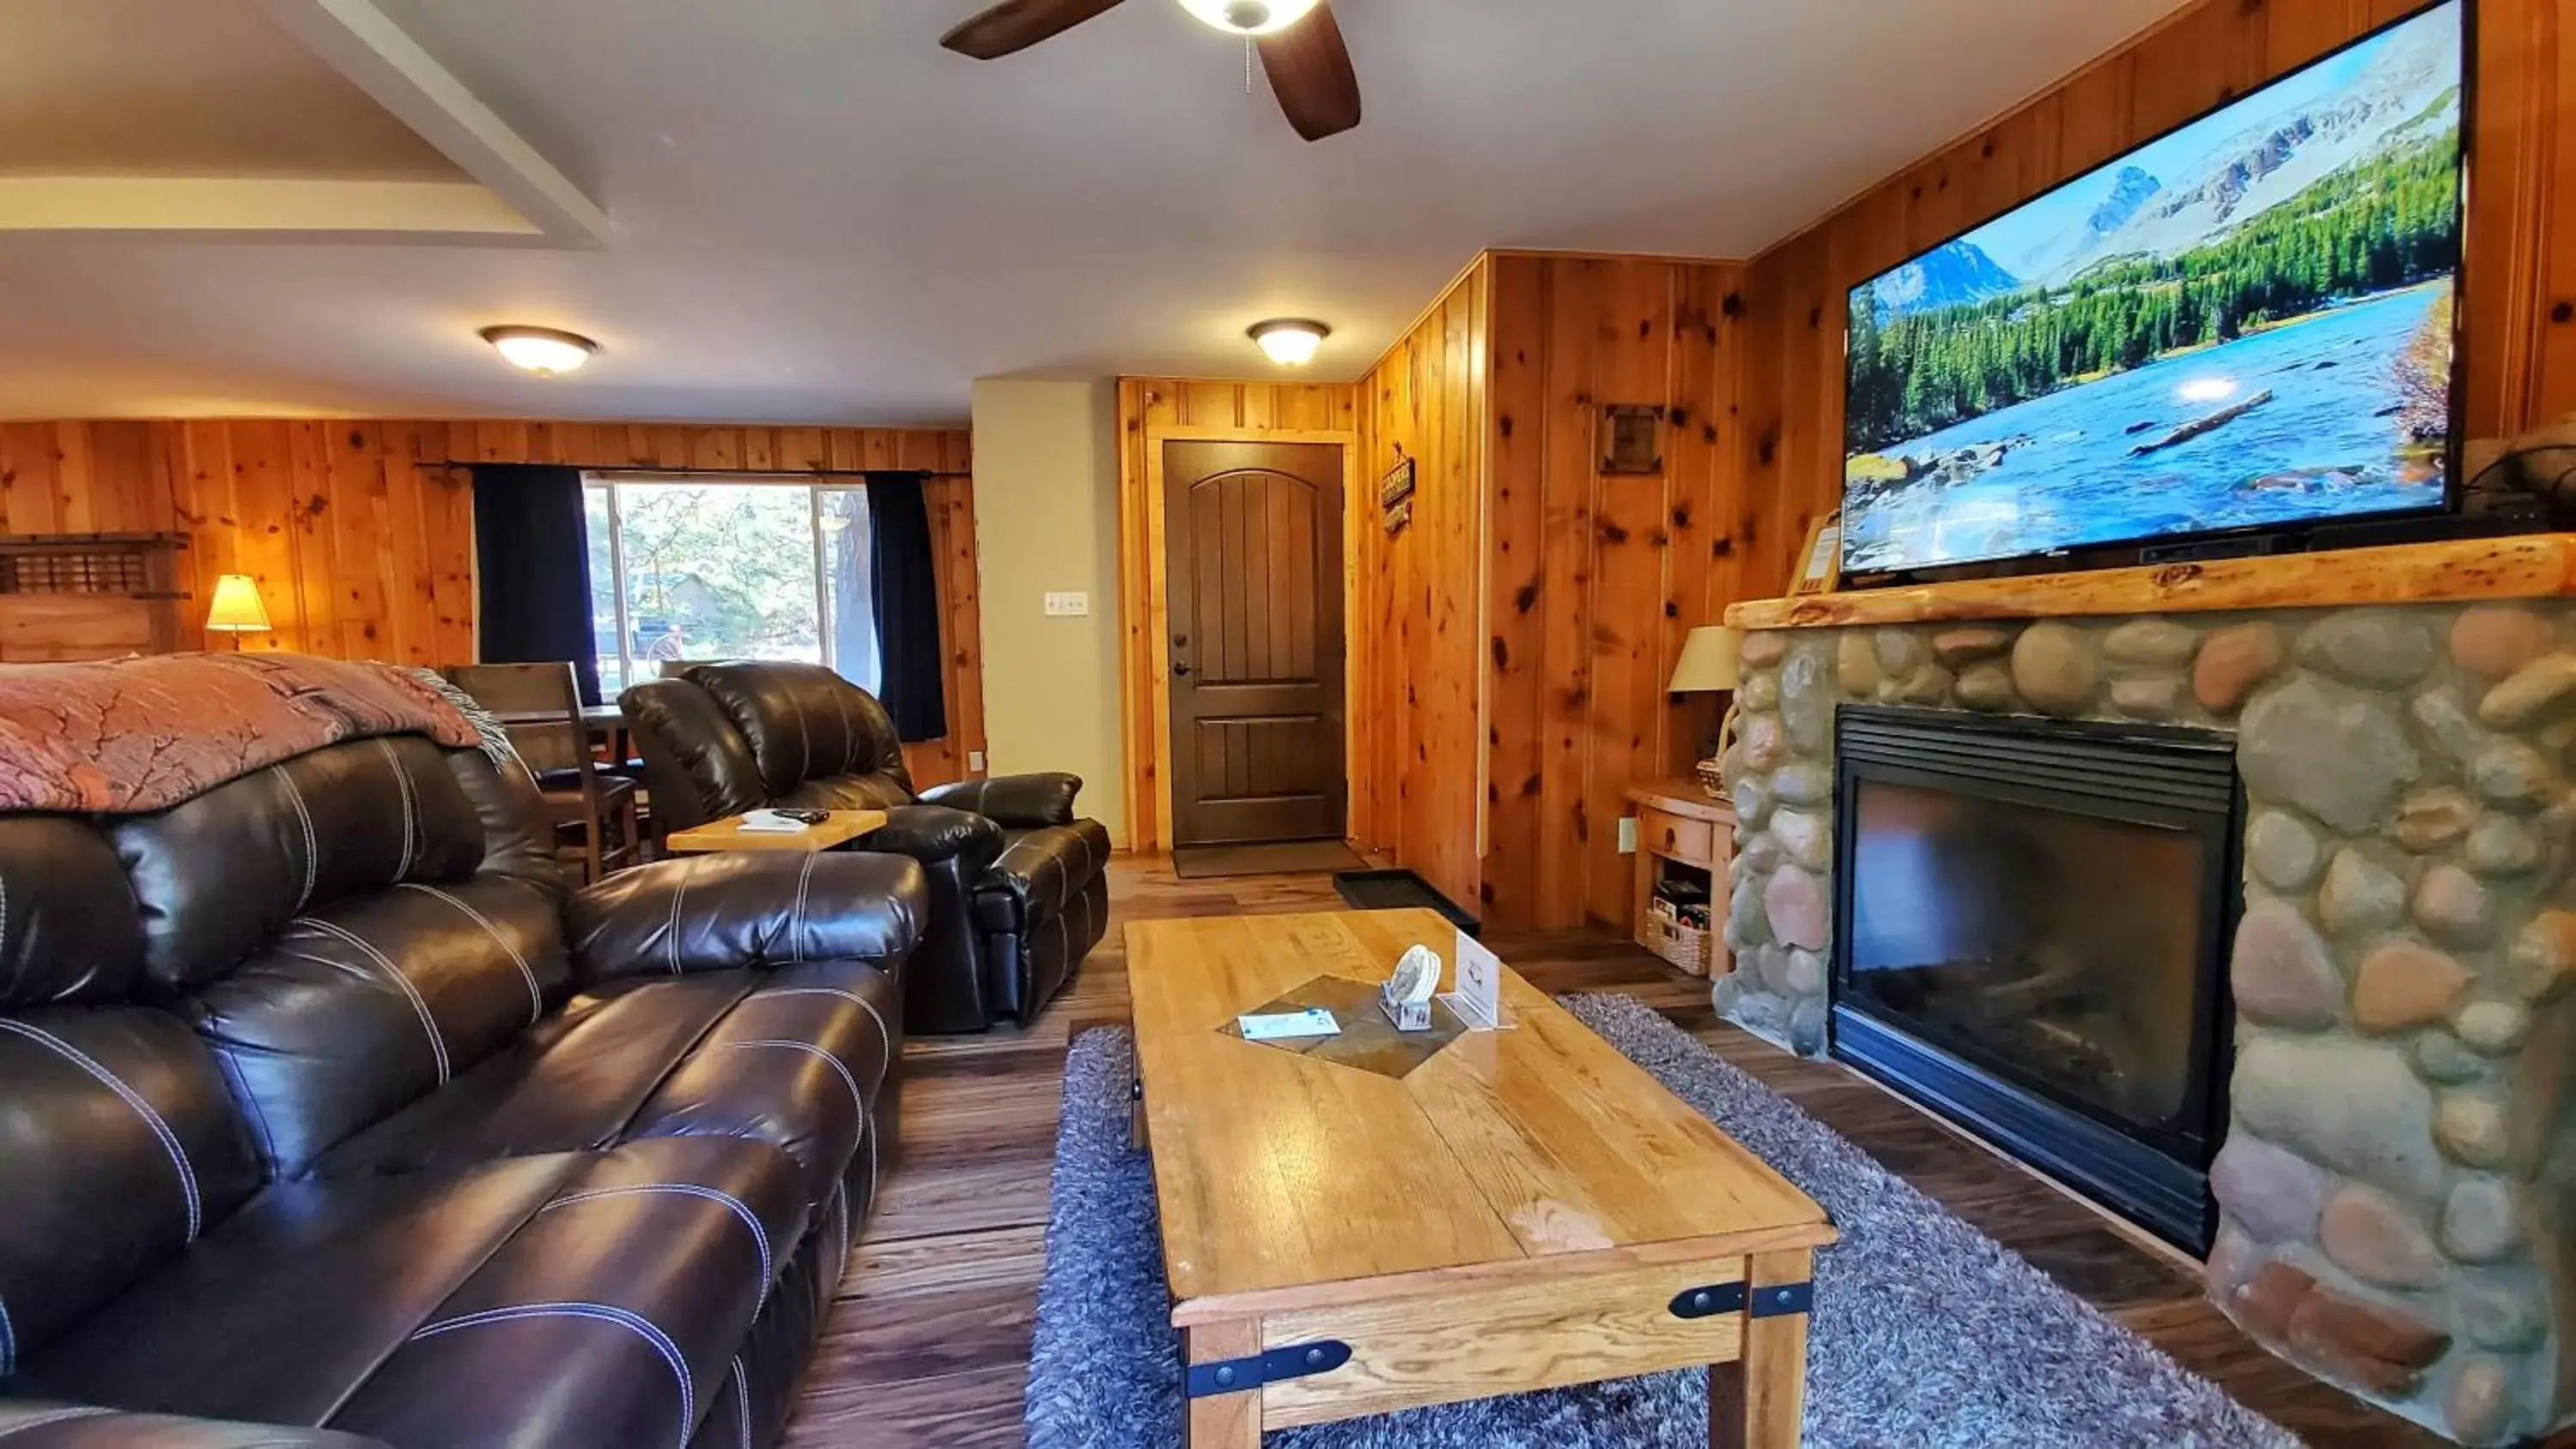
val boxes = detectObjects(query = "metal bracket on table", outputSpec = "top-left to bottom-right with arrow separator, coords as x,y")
1184,1340 -> 1352,1398
1668,1281 -> 1814,1320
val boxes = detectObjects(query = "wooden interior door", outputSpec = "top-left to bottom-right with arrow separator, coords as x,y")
1164,440 -> 1346,847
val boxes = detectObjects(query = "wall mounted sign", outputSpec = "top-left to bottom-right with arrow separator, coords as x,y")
1600,404 -> 1664,476
1380,458 -> 1417,509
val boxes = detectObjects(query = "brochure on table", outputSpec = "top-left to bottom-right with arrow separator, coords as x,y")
1437,929 -> 1508,1031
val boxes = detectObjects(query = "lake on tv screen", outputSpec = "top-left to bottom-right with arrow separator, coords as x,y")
1839,0 -> 2462,574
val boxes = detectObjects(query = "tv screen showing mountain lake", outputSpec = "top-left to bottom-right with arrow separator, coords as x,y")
1838,0 -> 2463,573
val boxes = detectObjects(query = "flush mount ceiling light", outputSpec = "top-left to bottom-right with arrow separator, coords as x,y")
1249,318 -> 1329,367
479,325 -> 598,377
1174,0 -> 1320,36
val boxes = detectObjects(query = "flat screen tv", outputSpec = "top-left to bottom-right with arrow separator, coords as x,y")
1840,0 -> 2467,575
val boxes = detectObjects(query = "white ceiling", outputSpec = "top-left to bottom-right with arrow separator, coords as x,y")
0,0 -> 2188,424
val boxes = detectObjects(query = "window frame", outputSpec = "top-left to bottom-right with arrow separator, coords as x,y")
581,471 -> 872,697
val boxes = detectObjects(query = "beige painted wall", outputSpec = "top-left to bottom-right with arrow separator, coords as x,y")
968,378 -> 1127,845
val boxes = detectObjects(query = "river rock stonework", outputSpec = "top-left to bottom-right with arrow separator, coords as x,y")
1719,602 -> 2576,1446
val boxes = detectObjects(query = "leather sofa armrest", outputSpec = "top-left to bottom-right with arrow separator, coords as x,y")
917,773 -> 1082,828
567,851 -> 927,982
0,1402 -> 392,1446
867,804 -> 1008,873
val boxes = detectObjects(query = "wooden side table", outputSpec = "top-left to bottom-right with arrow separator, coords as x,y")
664,809 -> 888,854
1625,778 -> 1736,979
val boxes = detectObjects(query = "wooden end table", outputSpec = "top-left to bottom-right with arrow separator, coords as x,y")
1125,908 -> 1833,1446
663,809 -> 887,854
1627,777 -> 1736,977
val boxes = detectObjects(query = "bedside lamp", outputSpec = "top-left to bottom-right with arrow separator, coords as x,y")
1667,626 -> 1743,799
205,573 -> 271,650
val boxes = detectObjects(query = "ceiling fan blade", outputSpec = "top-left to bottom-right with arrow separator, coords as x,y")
939,0 -> 1132,59
1258,2 -> 1362,142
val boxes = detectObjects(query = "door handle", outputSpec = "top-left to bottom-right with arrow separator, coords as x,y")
1172,663 -> 1193,677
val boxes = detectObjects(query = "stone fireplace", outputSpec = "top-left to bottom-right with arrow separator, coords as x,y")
1716,542 -> 2576,1446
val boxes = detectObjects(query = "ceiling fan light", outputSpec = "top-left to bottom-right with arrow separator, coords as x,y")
480,325 -> 598,377
1174,0 -> 1319,37
1249,318 -> 1328,367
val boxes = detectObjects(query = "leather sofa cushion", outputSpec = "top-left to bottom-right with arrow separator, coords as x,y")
0,1404 -> 386,1447
969,820 -> 1113,934
14,1155 -> 580,1425
0,1006 -> 264,1367
179,876 -> 572,1179
112,737 -> 486,991
332,1137 -> 806,1449
21,1138 -> 807,1449
0,817 -> 149,1009
683,663 -> 911,799
312,973 -> 752,1179
315,962 -> 899,1212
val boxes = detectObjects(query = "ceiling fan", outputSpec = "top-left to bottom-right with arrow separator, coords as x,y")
940,0 -> 1363,142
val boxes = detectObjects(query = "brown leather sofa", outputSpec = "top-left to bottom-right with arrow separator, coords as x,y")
623,662 -> 1109,1033
0,721 -> 927,1446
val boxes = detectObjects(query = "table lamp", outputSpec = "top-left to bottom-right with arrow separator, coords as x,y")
1667,625 -> 1743,798
205,573 -> 271,650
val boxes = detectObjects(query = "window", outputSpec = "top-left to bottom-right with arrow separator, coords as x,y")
584,476 -> 878,699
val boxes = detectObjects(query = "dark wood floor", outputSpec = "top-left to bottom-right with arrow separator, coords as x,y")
781,857 -> 2441,1447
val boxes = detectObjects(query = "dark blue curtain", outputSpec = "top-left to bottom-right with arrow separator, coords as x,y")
866,471 -> 947,742
471,464 -> 602,705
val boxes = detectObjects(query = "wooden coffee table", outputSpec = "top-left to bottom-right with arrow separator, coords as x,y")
663,809 -> 886,854
1125,908 -> 1835,1446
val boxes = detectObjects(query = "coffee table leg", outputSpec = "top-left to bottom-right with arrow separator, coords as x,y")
1184,1321 -> 1261,1448
1709,1248 -> 1811,1448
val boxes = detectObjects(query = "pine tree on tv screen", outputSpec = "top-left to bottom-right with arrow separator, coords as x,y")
1839,0 -> 2464,573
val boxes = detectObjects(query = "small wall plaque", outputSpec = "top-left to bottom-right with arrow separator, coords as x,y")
1384,499 -> 1413,537
1600,404 -> 1664,476
1380,458 -> 1417,509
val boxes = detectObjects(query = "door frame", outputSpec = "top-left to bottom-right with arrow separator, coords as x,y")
1125,421 -> 1358,854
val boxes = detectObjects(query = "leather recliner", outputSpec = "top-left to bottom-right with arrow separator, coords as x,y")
0,710 -> 929,1447
623,662 -> 1109,1033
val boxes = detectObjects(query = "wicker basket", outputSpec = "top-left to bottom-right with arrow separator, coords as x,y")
1693,757 -> 1727,800
1642,898 -> 1710,976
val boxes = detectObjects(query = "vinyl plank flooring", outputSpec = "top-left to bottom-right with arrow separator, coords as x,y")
781,856 -> 2445,1447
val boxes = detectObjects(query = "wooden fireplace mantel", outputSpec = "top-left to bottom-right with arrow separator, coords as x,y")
1724,533 -> 2576,631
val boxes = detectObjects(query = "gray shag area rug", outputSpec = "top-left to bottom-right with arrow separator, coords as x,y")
1024,993 -> 2300,1449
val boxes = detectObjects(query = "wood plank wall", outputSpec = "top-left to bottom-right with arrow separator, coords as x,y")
0,418 -> 987,786
1114,378 -> 1361,852
1479,253 -> 1757,932
1738,0 -> 2576,570
1351,261 -> 1492,914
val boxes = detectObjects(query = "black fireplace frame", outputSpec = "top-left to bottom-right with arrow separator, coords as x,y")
1828,703 -> 2242,1253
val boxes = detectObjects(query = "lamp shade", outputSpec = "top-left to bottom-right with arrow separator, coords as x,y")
1667,626 -> 1742,693
204,573 -> 271,634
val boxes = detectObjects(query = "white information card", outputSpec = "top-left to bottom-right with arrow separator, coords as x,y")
1438,929 -> 1507,1031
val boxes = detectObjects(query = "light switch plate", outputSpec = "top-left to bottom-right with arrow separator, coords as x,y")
1043,591 -> 1091,617
968,750 -> 986,772
1617,815 -> 1638,855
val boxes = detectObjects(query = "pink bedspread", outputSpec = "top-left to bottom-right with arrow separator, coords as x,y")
0,652 -> 481,814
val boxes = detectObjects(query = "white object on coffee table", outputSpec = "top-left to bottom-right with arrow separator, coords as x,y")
1438,929 -> 1509,1030
1382,943 -> 1440,1031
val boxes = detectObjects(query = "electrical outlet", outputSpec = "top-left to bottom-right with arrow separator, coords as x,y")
1617,815 -> 1638,854
968,750 -> 986,773
1043,591 -> 1091,617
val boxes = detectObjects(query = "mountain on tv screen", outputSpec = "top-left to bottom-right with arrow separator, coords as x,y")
1839,0 -> 2465,573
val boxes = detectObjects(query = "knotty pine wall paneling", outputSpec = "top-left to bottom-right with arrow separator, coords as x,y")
1739,0 -> 2576,561
1351,262 -> 1492,916
1115,378 -> 1361,852
1477,253 -> 1759,933
3,420 -> 986,785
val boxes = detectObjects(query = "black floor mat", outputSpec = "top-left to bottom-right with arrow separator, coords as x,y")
1332,869 -> 1482,937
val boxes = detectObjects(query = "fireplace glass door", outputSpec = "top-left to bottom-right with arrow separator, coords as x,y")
1831,705 -> 2240,1250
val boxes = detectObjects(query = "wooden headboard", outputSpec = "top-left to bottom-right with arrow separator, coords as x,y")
0,532 -> 191,662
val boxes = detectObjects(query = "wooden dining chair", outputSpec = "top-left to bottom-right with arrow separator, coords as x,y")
440,662 -> 643,884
